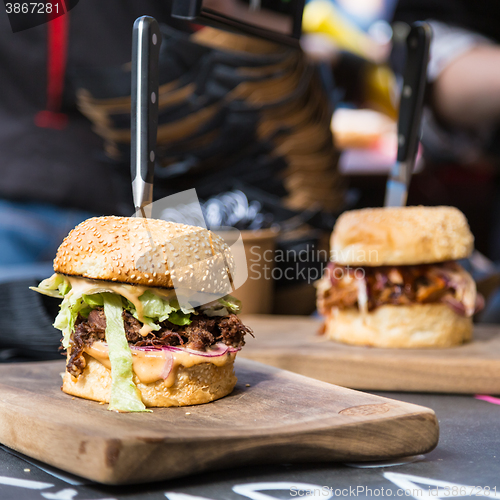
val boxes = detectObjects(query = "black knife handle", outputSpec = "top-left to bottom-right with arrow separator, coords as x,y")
131,16 -> 161,186
396,22 -> 431,163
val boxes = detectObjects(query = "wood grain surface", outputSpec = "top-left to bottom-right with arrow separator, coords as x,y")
240,315 -> 500,394
0,358 -> 438,485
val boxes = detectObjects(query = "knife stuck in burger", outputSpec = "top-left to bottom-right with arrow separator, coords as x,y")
31,216 -> 252,412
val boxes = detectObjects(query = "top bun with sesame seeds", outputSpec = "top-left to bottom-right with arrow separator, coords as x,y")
53,216 -> 234,293
330,206 -> 474,266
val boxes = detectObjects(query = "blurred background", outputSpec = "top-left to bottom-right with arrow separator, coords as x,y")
2,0 -> 500,360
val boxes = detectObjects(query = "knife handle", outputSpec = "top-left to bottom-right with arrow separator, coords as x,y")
396,22 -> 431,164
131,16 -> 161,187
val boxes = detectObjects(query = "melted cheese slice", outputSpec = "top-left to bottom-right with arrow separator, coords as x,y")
84,341 -> 235,386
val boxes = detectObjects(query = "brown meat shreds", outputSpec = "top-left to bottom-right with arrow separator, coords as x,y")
317,261 -> 480,318
66,308 -> 252,378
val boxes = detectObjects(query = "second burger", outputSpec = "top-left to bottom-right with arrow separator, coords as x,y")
316,206 -> 483,348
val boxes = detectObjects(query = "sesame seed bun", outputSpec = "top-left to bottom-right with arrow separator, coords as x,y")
324,304 -> 472,348
53,216 -> 233,293
62,354 -> 237,408
331,206 -> 474,266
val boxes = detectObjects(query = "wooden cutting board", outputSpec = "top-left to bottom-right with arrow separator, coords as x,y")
240,315 -> 500,394
0,359 -> 438,485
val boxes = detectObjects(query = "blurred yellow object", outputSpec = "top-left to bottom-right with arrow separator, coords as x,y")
365,64 -> 398,119
303,0 -> 377,60
303,0 -> 398,118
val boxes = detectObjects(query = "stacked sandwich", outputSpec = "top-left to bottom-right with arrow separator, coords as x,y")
316,206 -> 482,348
32,216 -> 251,411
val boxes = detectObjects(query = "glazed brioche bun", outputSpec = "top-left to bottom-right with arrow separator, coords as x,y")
54,216 -> 233,293
63,354 -> 237,408
331,206 -> 474,266
324,304 -> 473,348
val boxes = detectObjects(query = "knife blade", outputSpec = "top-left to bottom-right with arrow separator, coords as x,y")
384,22 -> 431,207
131,16 -> 161,218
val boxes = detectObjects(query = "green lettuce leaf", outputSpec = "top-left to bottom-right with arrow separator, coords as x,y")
140,315 -> 162,331
60,279 -> 71,296
218,295 -> 241,314
54,295 -> 86,349
124,291 -> 192,328
167,310 -> 192,326
139,290 -> 175,321
122,298 -> 161,332
102,293 -> 149,413
38,276 -> 229,343
201,303 -> 228,317
202,295 -> 242,316
53,291 -> 107,347
82,293 -> 104,308
78,306 -> 92,319
30,273 -> 71,298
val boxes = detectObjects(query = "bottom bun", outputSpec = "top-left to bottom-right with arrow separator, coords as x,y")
324,303 -> 473,348
62,354 -> 237,407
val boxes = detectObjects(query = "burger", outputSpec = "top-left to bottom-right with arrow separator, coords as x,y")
31,216 -> 252,412
316,206 -> 482,348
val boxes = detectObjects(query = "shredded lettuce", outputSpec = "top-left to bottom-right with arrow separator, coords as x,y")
202,295 -> 242,317
138,290 -> 175,321
167,310 -> 192,325
138,314 -> 162,331
34,276 -> 243,357
53,291 -> 106,347
82,293 -> 104,308
29,273 -> 71,298
122,299 -> 161,332
203,307 -> 228,317
102,293 -> 148,413
54,295 -> 87,349
177,301 -> 195,315
123,291 -> 193,328
218,295 -> 241,314
34,275 -> 240,337
60,279 -> 71,296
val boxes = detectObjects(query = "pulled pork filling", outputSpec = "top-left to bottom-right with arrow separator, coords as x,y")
317,261 -> 482,318
67,309 -> 252,378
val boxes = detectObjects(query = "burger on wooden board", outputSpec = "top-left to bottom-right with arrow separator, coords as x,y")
316,206 -> 483,348
31,216 -> 252,412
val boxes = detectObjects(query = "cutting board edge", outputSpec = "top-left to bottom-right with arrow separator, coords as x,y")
0,408 -> 439,485
240,352 -> 500,394
0,359 -> 440,485
240,315 -> 500,394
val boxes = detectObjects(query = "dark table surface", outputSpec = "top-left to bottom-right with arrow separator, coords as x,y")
0,390 -> 498,500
